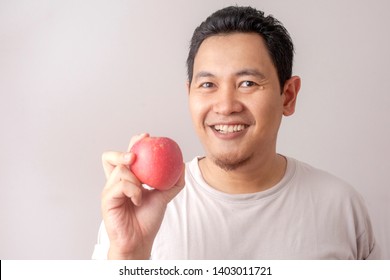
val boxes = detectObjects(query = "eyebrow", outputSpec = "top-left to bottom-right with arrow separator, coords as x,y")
235,68 -> 266,79
193,68 -> 266,82
193,71 -> 215,82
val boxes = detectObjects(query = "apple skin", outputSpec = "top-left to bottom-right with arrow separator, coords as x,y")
130,136 -> 183,190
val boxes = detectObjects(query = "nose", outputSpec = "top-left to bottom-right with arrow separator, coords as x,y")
213,86 -> 243,115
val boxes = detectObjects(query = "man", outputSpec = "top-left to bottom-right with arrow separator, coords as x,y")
92,6 -> 379,259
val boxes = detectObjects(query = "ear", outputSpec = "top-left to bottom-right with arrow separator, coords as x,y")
282,76 -> 301,116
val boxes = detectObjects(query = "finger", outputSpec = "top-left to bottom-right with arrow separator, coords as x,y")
175,163 -> 186,188
158,163 -> 186,203
158,183 -> 185,205
102,151 -> 135,179
127,132 -> 150,152
102,179 -> 143,209
104,164 -> 141,191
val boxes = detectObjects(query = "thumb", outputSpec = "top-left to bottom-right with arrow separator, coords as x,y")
160,163 -> 185,203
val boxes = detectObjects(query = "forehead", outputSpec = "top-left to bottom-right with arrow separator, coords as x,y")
193,32 -> 275,74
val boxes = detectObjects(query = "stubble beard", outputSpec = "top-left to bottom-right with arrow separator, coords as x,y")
211,153 -> 252,171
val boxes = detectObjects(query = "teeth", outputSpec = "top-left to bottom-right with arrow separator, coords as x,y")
214,124 -> 246,134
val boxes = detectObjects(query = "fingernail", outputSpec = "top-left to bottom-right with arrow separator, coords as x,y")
134,198 -> 142,207
123,153 -> 131,162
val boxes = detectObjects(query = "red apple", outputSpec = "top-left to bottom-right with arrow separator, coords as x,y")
130,136 -> 183,190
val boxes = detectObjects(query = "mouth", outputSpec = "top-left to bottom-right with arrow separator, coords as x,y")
211,124 -> 249,134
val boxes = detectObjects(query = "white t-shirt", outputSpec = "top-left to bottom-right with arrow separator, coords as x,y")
92,156 -> 380,260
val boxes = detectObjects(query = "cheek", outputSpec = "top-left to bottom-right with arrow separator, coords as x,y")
189,96 -> 206,127
249,97 -> 283,124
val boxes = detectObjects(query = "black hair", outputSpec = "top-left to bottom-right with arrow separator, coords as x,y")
186,6 -> 294,90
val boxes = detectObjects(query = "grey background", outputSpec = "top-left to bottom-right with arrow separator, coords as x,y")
0,0 -> 389,259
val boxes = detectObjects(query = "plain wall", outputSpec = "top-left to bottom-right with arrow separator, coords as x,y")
0,0 -> 389,259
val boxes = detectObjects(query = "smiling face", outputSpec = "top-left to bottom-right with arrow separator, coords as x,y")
188,32 -> 299,171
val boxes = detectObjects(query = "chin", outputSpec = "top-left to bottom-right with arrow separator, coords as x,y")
211,153 -> 252,171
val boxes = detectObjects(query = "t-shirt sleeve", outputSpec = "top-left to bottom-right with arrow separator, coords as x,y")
365,241 -> 382,260
91,221 -> 109,260
354,194 -> 382,260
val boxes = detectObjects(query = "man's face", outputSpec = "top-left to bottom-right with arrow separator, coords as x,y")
188,32 -> 292,170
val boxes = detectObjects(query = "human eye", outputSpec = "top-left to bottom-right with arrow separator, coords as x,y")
200,82 -> 215,89
239,80 -> 257,88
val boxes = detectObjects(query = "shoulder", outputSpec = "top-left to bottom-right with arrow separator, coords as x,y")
289,157 -> 379,259
288,157 -> 373,229
287,157 -> 371,221
289,157 -> 360,199
291,157 -> 348,186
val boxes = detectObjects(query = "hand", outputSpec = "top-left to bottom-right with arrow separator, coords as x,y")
101,133 -> 185,259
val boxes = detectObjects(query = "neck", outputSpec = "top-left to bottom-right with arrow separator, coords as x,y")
198,152 -> 286,194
